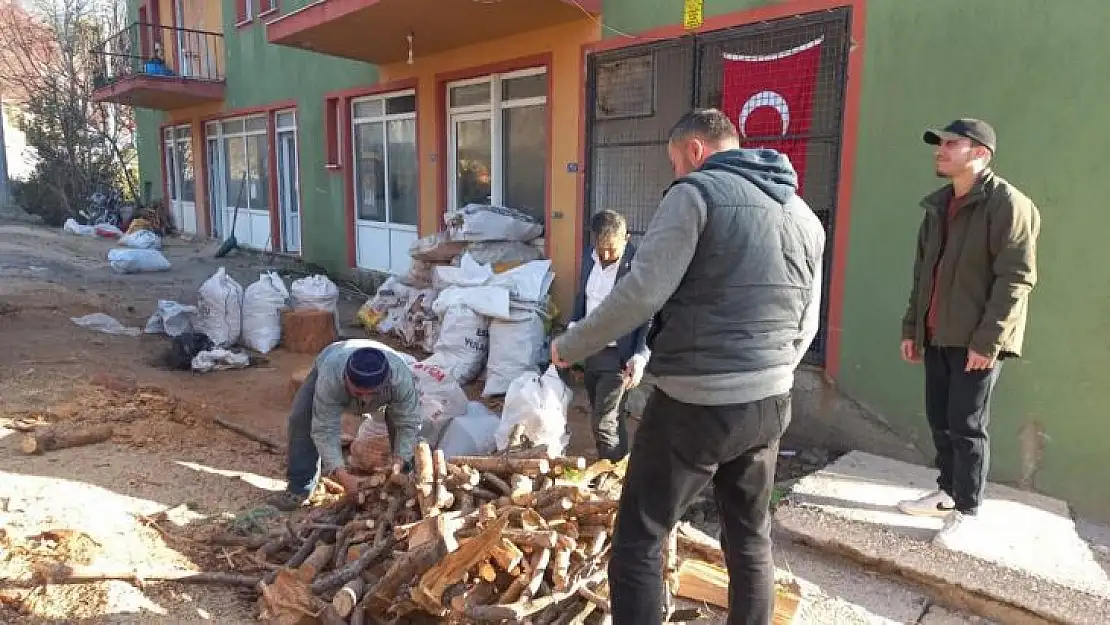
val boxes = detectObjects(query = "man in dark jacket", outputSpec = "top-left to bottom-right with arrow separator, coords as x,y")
552,109 -> 825,625
897,119 -> 1040,549
569,209 -> 650,461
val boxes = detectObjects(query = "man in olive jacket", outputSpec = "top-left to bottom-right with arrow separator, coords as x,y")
898,118 -> 1040,549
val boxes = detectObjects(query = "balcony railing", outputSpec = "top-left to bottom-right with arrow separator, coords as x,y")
92,22 -> 225,88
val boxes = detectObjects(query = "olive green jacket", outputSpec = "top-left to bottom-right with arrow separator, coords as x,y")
901,170 -> 1041,359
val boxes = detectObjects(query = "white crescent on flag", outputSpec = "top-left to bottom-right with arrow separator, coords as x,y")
723,37 -> 825,138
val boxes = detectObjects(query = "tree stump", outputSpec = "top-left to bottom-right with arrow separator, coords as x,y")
282,309 -> 336,355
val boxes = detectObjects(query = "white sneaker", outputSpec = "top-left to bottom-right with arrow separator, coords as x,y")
933,511 -> 980,550
897,490 -> 955,517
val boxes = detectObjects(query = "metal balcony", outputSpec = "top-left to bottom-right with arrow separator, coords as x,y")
91,22 -> 226,110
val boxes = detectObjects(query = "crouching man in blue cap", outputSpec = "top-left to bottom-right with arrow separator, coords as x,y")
268,339 -> 421,511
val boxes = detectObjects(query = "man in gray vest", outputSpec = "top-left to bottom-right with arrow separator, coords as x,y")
552,109 -> 825,625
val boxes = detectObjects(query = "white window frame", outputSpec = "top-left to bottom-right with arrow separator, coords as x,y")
207,114 -> 268,212
446,66 -> 548,213
350,88 -> 418,232
274,108 -> 301,254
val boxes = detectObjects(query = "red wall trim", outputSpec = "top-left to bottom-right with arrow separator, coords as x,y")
576,0 -> 866,375
324,97 -> 340,168
326,77 -> 421,268
433,52 -> 555,255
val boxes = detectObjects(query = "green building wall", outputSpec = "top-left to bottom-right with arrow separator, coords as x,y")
134,6 -> 379,275
603,0 -> 1110,517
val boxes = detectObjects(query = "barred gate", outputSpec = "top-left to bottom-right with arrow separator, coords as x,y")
583,8 -> 852,365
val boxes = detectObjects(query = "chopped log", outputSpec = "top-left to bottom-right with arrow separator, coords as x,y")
551,456 -> 588,472
332,578 -> 365,618
574,499 -> 619,516
577,580 -> 610,613
516,485 -> 587,509
433,484 -> 455,511
551,546 -> 572,591
365,530 -> 458,615
498,576 -> 528,604
34,564 -> 260,587
410,515 -> 509,615
489,538 -> 524,575
673,559 -> 727,609
477,560 -> 498,583
676,521 -> 725,567
465,571 -> 605,622
398,512 -> 466,550
538,497 -> 574,520
509,474 -> 534,502
433,449 -> 448,483
20,424 -> 113,455
299,541 -> 335,579
449,581 -> 496,612
456,527 -> 559,549
212,416 -> 282,453
414,442 -> 435,485
450,455 -> 551,476
482,472 -> 513,497
445,464 -> 480,490
523,548 -> 551,599
503,444 -> 550,460
310,536 -> 397,595
281,308 -> 337,355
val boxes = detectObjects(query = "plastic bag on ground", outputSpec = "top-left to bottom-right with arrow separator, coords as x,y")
119,229 -> 162,249
291,274 -> 340,329
482,308 -> 547,397
63,218 -> 95,236
436,402 -> 501,458
145,300 -> 198,337
422,305 -> 489,386
197,267 -> 244,348
351,418 -> 392,472
71,313 -> 140,337
94,223 -> 123,239
242,272 -> 290,353
445,203 -> 544,242
496,365 -> 572,455
107,248 -> 171,273
191,348 -> 250,373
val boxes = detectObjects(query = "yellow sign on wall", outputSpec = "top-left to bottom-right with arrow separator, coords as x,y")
683,0 -> 704,30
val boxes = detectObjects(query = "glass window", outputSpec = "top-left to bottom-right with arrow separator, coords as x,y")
177,140 -> 196,203
353,121 -> 386,222
450,82 -> 491,108
222,119 -> 244,135
275,111 -> 296,129
502,73 -> 547,101
247,134 -> 269,212
246,116 -> 267,133
454,118 -> 492,207
164,142 -> 177,200
353,99 -> 383,119
502,105 -> 546,220
223,136 -> 248,209
277,131 -> 299,215
387,118 -> 418,226
174,126 -> 191,140
386,94 -> 416,115
206,121 -> 219,135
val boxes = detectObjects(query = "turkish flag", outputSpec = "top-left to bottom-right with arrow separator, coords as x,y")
720,37 -> 823,193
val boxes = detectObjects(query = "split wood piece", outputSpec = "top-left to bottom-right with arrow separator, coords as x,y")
464,571 -> 606,623
509,474 -> 534,502
310,536 -> 397,595
477,560 -> 498,583
374,494 -> 403,546
551,546 -> 573,591
433,449 -> 448,484
574,499 -> 619,517
523,548 -> 552,599
33,564 -> 260,587
299,541 -> 335,580
456,527 -> 559,550
675,521 -> 725,567
334,519 -> 376,570
517,485 -> 588,509
212,416 -> 282,453
489,538 -> 524,575
364,529 -> 459,615
498,576 -> 528,604
503,444 -> 550,460
448,580 -> 496,612
482,472 -> 514,497
396,512 -> 467,550
20,424 -> 113,455
470,487 -> 501,501
414,441 -> 437,515
410,515 -> 510,615
450,455 -> 551,477
444,464 -> 480,490
434,484 -> 455,511
332,578 -> 365,618
538,497 -> 574,520
281,308 -> 337,355
576,580 -> 611,616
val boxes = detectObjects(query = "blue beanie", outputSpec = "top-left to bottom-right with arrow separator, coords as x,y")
346,348 -> 390,390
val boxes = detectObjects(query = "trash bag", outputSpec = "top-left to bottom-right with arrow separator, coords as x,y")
63,218 -> 95,236
191,348 -> 251,373
197,267 -> 244,348
119,229 -> 162,249
242,272 -> 290,354
144,300 -> 198,337
357,277 -> 412,333
436,402 -> 501,457
410,361 -> 469,446
164,331 -> 214,371
94,223 -> 124,239
445,203 -> 544,242
422,305 -> 489,386
70,313 -> 140,337
496,365 -> 572,455
107,248 -> 171,273
482,308 -> 547,397
462,240 -> 544,269
290,275 -> 340,328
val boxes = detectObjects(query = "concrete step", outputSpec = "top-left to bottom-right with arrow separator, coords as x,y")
774,452 -> 1110,625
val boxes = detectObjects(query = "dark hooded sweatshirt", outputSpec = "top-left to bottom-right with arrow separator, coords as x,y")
554,149 -> 826,405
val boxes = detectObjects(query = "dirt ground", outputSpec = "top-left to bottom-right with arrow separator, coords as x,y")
0,223 -> 982,624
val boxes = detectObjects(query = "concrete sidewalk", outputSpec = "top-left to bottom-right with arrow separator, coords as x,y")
775,452 -> 1110,625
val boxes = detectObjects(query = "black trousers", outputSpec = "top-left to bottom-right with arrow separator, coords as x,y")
923,345 -> 1002,514
609,389 -> 790,625
584,346 -> 630,460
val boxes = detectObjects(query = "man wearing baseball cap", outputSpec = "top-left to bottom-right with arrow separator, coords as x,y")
269,338 -> 421,511
897,118 -> 1041,548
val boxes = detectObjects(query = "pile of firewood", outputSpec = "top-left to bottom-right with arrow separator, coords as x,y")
239,428 -> 801,625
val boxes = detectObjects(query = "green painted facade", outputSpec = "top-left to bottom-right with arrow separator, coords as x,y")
134,4 -> 379,274
602,0 -> 1110,517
